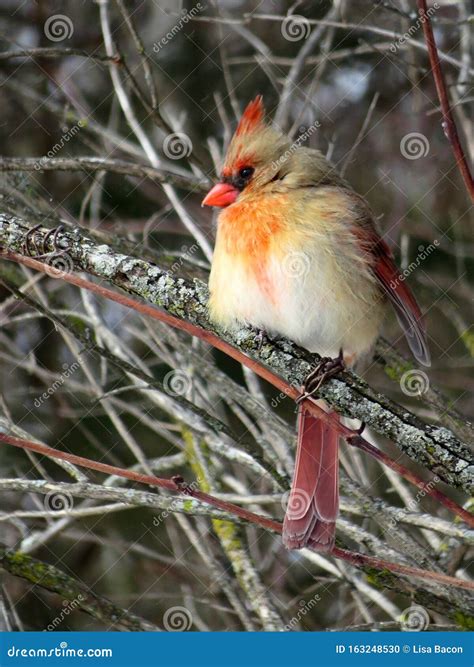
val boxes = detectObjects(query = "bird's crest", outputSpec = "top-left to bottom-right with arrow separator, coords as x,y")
222,96 -> 290,182
235,95 -> 265,136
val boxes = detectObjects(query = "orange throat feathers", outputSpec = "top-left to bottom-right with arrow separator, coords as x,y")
217,197 -> 288,305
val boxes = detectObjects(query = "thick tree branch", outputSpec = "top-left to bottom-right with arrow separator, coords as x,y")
0,214 -> 471,498
375,338 -> 474,445
5,255 -> 473,530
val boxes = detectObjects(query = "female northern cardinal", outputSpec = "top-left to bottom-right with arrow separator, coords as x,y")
202,96 -> 430,552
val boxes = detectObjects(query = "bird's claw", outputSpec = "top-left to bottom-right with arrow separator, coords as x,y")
296,350 -> 345,403
254,328 -> 268,351
22,224 -> 67,258
22,224 -> 42,257
355,421 -> 366,435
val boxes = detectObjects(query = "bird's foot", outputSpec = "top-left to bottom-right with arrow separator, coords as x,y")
22,224 -> 43,257
296,349 -> 345,403
22,224 -> 67,258
254,328 -> 269,351
355,421 -> 366,436
347,421 -> 366,447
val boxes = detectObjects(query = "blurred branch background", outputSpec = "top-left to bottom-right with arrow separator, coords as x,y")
0,0 -> 472,632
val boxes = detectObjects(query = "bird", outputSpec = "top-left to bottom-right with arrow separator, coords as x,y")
202,96 -> 430,552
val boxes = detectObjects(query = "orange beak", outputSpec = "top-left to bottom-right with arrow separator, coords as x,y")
202,182 -> 239,208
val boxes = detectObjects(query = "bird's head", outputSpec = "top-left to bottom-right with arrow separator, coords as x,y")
202,96 -> 293,208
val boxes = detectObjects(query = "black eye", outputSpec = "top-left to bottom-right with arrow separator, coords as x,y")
239,166 -> 254,180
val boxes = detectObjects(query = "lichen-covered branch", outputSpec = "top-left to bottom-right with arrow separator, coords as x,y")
0,547 -> 159,631
0,213 -> 472,495
375,338 -> 474,445
0,478 -> 239,523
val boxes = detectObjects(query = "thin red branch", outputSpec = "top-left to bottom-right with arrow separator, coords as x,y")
344,434 -> 473,526
1,432 -> 472,592
3,249 -> 473,529
417,0 -> 474,200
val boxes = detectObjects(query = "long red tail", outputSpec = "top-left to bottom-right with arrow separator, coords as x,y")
283,404 -> 339,551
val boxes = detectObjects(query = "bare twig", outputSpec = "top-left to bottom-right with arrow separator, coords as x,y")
341,93 -> 380,177
0,157 -> 206,191
97,0 -> 213,260
189,13 -> 474,74
0,431 -> 472,594
274,4 -> 341,130
417,0 -> 474,200
0,47 -> 113,63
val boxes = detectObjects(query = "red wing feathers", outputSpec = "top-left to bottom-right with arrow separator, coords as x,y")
357,227 -> 430,367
